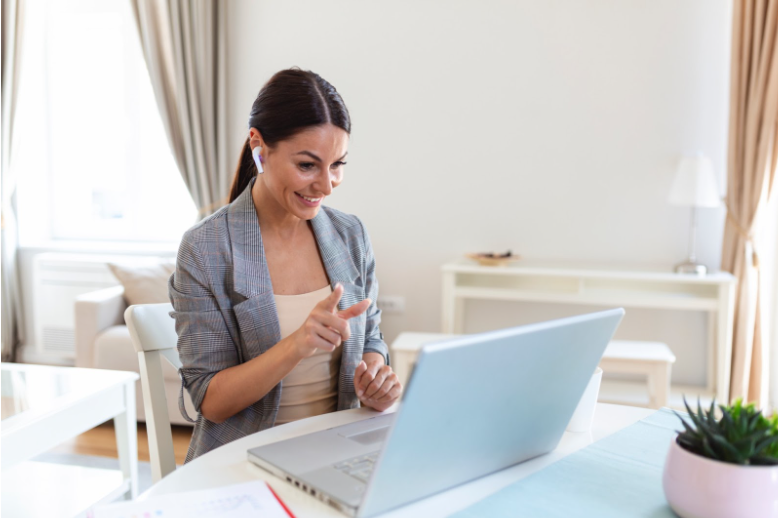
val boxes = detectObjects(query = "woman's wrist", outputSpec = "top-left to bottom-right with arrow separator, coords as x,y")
279,332 -> 307,365
362,351 -> 385,366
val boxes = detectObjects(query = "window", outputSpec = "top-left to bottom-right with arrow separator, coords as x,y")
14,0 -> 197,244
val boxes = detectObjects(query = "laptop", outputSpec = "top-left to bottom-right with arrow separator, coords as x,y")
248,308 -> 624,517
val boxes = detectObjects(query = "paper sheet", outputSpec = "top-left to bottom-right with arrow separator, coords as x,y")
90,480 -> 293,518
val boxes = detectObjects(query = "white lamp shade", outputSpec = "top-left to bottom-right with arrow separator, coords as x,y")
667,154 -> 721,207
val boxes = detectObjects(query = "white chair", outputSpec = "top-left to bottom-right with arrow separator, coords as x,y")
124,303 -> 182,483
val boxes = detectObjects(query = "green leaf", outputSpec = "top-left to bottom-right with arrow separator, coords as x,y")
682,397 -> 696,419
702,437 -> 720,461
720,407 -> 737,442
738,409 -> 748,436
710,434 -> 744,463
753,435 -> 778,458
678,436 -> 704,455
747,411 -> 763,433
672,410 -> 698,437
707,399 -> 717,427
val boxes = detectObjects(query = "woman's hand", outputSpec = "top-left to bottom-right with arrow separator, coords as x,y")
354,352 -> 402,411
289,283 -> 370,359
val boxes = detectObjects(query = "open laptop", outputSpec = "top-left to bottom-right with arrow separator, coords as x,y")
248,308 -> 624,517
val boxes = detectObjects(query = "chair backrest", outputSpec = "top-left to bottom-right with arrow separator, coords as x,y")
124,303 -> 180,483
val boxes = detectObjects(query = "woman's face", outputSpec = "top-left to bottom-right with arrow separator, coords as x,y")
251,123 -> 349,221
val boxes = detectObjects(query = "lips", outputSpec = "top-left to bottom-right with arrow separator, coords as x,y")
295,192 -> 322,207
296,193 -> 321,203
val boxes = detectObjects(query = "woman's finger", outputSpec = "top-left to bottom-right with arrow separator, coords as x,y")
314,324 -> 341,348
357,362 -> 380,397
337,298 -> 371,320
369,376 -> 396,400
316,311 -> 350,342
354,360 -> 367,378
318,283 -> 343,313
377,383 -> 402,403
353,361 -> 367,390
364,366 -> 391,399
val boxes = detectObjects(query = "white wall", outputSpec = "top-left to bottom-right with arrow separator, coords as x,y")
227,0 -> 732,386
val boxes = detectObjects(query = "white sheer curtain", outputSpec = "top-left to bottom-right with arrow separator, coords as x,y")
130,0 -> 230,219
764,189 -> 778,412
1,0 -> 26,361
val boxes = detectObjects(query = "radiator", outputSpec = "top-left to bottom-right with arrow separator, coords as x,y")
31,253 -> 128,361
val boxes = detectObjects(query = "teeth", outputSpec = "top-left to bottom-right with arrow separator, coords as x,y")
299,194 -> 321,202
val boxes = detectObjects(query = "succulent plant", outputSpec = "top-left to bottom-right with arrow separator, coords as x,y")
674,397 -> 778,466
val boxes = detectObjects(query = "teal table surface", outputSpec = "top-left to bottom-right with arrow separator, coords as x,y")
452,408 -> 681,518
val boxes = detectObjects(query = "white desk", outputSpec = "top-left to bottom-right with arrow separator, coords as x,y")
1,363 -> 138,517
441,260 -> 737,403
143,403 -> 653,517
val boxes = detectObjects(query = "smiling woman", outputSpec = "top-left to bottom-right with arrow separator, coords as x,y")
169,68 -> 401,462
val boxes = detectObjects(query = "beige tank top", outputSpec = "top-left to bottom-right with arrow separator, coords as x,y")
274,285 -> 342,425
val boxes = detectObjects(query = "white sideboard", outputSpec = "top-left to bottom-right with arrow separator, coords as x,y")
441,260 -> 737,403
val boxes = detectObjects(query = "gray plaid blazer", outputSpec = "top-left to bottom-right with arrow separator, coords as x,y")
168,177 -> 389,462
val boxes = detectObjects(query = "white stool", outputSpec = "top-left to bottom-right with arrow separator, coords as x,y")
600,340 -> 676,409
390,332 -> 455,386
391,333 -> 677,410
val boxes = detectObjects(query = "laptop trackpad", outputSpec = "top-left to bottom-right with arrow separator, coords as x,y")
341,426 -> 390,445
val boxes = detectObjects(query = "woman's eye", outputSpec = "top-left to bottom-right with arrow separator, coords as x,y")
299,162 -> 315,171
331,161 -> 347,168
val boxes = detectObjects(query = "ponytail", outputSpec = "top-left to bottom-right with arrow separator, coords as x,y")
228,137 -> 256,203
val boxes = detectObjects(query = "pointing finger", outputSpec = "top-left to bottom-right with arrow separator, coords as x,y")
338,299 -> 371,320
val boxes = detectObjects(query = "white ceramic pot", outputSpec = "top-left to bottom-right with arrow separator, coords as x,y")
663,438 -> 778,518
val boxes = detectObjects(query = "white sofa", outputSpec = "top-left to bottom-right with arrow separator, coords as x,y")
74,285 -> 196,426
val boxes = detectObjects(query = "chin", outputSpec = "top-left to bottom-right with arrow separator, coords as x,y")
299,207 -> 321,221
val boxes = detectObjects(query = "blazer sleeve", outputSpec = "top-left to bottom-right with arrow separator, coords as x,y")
358,218 -> 390,365
168,232 -> 239,414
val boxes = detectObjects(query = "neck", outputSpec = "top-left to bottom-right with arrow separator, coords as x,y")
251,176 -> 309,239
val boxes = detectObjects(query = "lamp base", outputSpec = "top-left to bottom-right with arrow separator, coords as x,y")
674,262 -> 707,275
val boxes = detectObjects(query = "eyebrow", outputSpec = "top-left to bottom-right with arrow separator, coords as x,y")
294,150 -> 348,162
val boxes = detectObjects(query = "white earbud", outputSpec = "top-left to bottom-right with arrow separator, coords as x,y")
252,145 -> 264,174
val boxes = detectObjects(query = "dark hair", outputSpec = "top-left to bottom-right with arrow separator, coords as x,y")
229,68 -> 351,202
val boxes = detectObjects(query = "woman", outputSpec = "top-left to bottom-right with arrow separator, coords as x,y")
169,68 -> 402,462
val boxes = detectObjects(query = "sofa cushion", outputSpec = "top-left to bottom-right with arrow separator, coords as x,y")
94,325 -> 181,382
107,258 -> 176,306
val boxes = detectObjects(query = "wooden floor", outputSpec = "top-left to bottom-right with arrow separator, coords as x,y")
51,421 -> 194,466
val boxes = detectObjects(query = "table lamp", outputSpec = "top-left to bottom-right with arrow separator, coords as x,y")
667,153 -> 721,275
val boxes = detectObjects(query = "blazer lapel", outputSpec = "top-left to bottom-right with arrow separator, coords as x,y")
311,210 -> 364,401
229,177 -> 272,299
228,178 -> 280,361
310,209 -> 360,288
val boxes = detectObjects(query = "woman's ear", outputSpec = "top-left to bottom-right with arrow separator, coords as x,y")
249,127 -> 264,150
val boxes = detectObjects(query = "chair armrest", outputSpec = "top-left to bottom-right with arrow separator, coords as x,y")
74,285 -> 127,368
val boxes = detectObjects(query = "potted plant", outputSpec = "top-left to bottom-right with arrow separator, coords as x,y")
663,398 -> 778,518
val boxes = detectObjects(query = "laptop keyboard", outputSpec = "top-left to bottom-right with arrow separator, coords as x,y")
333,451 -> 380,483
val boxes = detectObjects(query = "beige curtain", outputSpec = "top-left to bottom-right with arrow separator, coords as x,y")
130,0 -> 230,219
1,0 -> 25,361
722,0 -> 778,407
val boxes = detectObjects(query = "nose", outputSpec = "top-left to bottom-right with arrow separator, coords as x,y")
315,169 -> 335,196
